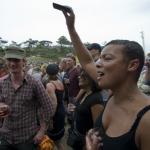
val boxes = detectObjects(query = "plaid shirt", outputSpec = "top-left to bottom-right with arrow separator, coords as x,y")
0,74 -> 56,144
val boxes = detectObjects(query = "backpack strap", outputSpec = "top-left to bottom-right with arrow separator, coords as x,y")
130,105 -> 150,131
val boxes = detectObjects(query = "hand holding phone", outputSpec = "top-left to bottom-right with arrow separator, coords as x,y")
53,3 -> 71,13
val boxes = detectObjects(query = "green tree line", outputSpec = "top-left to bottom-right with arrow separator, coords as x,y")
0,36 -> 91,63
0,36 -> 70,60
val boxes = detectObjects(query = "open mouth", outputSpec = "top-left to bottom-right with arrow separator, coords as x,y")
97,71 -> 104,77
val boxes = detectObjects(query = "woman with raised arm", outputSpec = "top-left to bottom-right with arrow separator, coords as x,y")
57,6 -> 150,150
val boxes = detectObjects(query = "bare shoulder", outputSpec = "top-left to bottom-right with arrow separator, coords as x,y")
46,82 -> 55,91
139,108 -> 150,126
138,95 -> 150,127
136,106 -> 150,150
46,82 -> 54,87
54,80 -> 64,90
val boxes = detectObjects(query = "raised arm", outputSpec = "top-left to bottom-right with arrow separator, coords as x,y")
61,7 -> 98,82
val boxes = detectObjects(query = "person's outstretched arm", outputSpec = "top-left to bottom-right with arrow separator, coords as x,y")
62,8 -> 98,82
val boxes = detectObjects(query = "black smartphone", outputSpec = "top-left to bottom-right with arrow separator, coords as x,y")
53,3 -> 71,13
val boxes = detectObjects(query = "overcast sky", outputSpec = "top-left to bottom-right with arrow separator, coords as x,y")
0,0 -> 150,53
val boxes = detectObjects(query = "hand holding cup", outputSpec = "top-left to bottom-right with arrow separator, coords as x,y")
0,103 -> 10,118
68,103 -> 76,112
86,128 -> 103,150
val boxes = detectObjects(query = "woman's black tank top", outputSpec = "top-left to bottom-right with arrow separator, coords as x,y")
94,105 -> 150,150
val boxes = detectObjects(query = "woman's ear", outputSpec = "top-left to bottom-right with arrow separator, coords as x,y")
127,59 -> 139,72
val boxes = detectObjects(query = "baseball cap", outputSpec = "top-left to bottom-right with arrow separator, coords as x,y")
4,46 -> 26,59
87,43 -> 102,52
46,64 -> 59,75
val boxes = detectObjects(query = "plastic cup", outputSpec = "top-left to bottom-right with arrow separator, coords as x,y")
0,103 -> 10,117
68,103 -> 76,112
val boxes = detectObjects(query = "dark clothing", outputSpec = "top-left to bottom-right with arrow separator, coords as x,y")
94,105 -> 150,150
63,72 -> 69,102
68,92 -> 103,150
75,92 -> 103,135
0,74 -> 55,144
0,136 -> 38,150
65,67 -> 80,98
47,87 -> 65,141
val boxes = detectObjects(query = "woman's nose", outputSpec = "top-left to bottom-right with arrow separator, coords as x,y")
96,59 -> 102,68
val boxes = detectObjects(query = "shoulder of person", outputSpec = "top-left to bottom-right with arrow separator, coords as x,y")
52,80 -> 64,91
46,81 -> 56,89
138,109 -> 150,127
90,92 -> 103,101
136,107 -> 150,136
26,74 -> 42,86
136,109 -> 150,149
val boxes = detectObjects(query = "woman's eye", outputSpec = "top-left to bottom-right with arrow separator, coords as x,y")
104,57 -> 111,60
101,54 -> 113,61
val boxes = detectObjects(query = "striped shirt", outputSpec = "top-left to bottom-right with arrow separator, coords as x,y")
0,74 -> 55,144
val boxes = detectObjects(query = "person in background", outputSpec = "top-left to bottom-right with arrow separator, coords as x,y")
87,43 -> 102,62
46,64 -> 65,150
64,54 -> 80,104
0,58 -> 9,128
63,54 -> 80,124
41,64 -> 47,79
76,43 -> 105,103
67,70 -> 104,150
58,58 -> 67,82
41,63 -> 48,87
60,7 -> 150,150
27,64 -> 34,75
138,53 -> 150,95
32,66 -> 42,81
0,46 -> 56,150
89,44 -> 110,103
0,57 -> 9,81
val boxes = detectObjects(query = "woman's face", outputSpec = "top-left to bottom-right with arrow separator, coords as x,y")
96,44 -> 129,89
78,72 -> 91,89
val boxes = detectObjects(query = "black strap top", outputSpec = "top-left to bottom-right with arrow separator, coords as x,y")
50,81 -> 64,105
94,105 -> 150,150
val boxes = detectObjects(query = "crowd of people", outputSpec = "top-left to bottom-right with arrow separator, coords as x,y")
61,6 -> 150,150
0,4 -> 150,150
